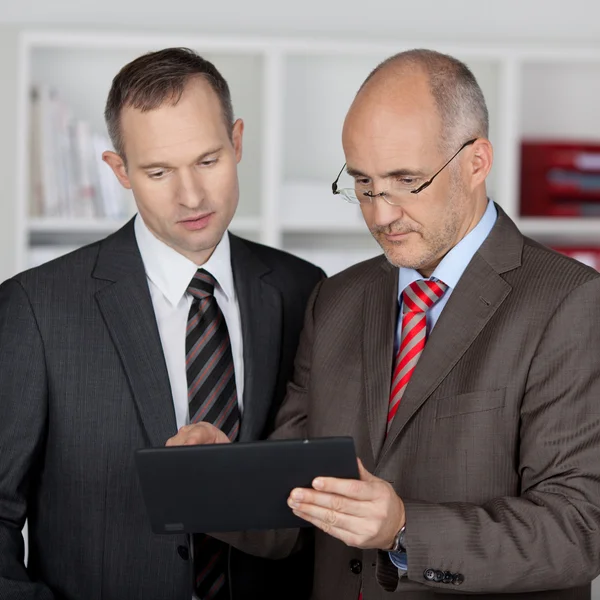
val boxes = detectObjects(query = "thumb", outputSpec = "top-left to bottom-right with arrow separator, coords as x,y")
200,423 -> 230,445
215,429 -> 231,444
357,458 -> 375,481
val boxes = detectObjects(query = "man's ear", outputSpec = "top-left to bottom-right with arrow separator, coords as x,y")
231,118 -> 244,164
468,138 -> 493,191
102,151 -> 132,189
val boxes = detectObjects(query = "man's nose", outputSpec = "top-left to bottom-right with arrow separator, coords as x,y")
366,194 -> 405,229
177,170 -> 205,209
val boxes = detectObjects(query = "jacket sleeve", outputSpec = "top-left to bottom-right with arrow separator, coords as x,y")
0,279 -> 54,599
380,277 -> 600,594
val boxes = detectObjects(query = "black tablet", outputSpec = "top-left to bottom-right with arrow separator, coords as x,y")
135,436 -> 358,534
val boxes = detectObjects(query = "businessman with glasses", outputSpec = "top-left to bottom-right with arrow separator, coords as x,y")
171,49 -> 600,599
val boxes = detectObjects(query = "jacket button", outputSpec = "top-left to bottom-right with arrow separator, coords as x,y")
423,568 -> 436,581
349,559 -> 362,574
443,571 -> 454,584
453,573 -> 465,586
433,570 -> 444,582
177,545 -> 189,561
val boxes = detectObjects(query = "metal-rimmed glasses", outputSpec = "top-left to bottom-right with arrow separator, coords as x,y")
331,138 -> 477,206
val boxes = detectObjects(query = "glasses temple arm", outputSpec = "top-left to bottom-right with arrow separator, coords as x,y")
411,138 -> 477,195
331,163 -> 347,194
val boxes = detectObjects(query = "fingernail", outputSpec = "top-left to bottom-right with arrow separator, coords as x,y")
291,490 -> 304,501
288,500 -> 300,509
313,478 -> 324,490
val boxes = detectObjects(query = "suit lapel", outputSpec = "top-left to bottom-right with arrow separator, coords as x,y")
93,220 -> 177,447
379,206 -> 521,461
229,235 -> 282,442
362,260 -> 399,460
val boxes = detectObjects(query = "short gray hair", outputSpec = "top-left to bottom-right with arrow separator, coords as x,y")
361,49 -> 489,152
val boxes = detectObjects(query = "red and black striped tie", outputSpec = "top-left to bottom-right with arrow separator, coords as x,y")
186,268 -> 240,600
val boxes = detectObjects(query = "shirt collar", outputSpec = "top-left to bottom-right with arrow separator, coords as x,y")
399,199 -> 498,295
134,214 -> 235,307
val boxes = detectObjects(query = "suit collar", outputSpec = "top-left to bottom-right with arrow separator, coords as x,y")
228,233 -> 271,279
93,219 -> 178,447
362,258 -> 399,460
371,208 -> 523,463
92,217 -> 144,283
229,235 -> 282,441
380,252 -> 513,461
94,224 -> 283,445
477,203 -> 523,275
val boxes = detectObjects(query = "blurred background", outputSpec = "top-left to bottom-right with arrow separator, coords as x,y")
1,0 -> 600,283
1,0 -> 600,594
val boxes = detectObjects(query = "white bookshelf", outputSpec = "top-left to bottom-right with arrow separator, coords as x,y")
14,31 -> 600,275
11,32 -> 600,596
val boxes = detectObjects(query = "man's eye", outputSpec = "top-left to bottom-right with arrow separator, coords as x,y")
148,170 -> 166,179
199,159 -> 218,167
355,178 -> 370,186
398,177 -> 418,186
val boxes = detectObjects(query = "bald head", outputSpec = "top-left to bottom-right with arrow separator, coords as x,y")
344,65 -> 440,164
351,49 -> 489,153
340,49 -> 493,276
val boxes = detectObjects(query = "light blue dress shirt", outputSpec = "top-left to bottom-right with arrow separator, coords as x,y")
389,199 -> 497,573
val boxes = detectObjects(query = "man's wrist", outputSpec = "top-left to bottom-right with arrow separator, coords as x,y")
388,524 -> 406,552
385,495 -> 406,551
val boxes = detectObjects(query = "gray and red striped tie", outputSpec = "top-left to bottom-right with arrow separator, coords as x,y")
186,268 -> 240,600
387,279 -> 448,429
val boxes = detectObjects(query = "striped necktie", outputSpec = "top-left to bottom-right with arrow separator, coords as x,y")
186,269 -> 240,439
387,279 -> 448,429
186,268 -> 240,600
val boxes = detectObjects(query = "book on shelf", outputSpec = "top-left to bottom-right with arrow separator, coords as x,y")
29,85 -> 128,221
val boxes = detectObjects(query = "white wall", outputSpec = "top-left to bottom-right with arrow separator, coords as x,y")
0,26 -> 18,283
0,0 -> 599,41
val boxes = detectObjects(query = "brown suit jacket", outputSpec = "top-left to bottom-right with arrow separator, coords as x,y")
220,206 -> 600,599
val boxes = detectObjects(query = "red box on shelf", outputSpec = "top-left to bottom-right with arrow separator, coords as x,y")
552,247 -> 600,271
520,141 -> 600,217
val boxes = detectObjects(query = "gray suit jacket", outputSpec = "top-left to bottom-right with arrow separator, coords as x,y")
0,220 -> 323,600
243,206 -> 600,599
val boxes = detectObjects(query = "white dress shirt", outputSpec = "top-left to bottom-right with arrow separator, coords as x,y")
134,215 -> 244,430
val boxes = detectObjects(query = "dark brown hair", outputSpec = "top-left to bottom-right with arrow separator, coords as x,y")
104,47 -> 234,158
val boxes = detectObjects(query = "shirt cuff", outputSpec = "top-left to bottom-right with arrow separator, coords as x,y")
388,551 -> 408,572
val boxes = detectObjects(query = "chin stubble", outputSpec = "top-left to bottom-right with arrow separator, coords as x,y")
370,204 -> 462,271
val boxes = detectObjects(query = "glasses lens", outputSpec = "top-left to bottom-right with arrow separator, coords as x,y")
334,169 -> 363,204
340,189 -> 360,204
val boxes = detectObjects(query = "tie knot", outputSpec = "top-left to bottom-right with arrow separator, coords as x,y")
402,279 -> 448,314
188,269 -> 217,300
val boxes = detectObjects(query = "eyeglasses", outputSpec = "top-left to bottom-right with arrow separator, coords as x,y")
331,138 -> 477,206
